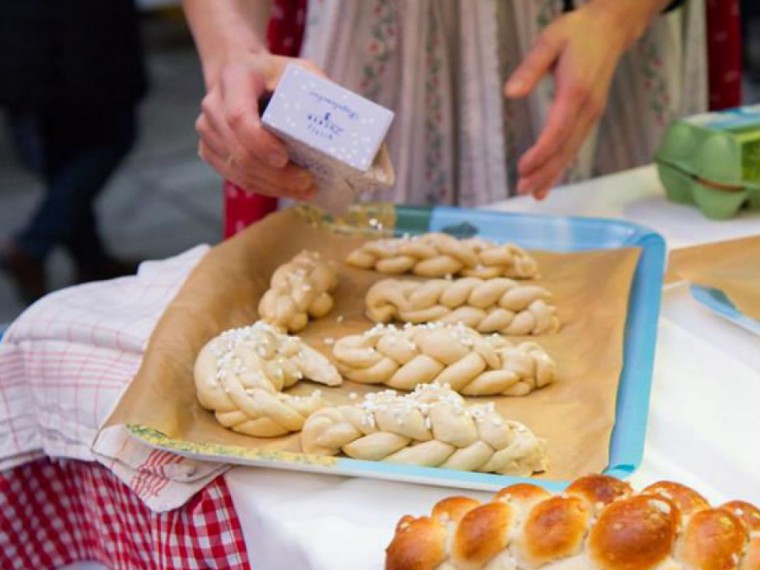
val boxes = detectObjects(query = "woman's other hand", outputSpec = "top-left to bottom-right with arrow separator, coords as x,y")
505,0 -> 666,200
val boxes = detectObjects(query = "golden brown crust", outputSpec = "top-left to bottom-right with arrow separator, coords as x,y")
721,501 -> 760,570
431,496 -> 482,526
744,544 -> 760,570
679,509 -> 747,570
642,480 -> 710,519
385,475 -> 760,570
493,483 -> 551,507
386,516 -> 447,570
520,496 -> 590,565
565,474 -> 634,508
394,515 -> 415,533
452,502 -> 513,568
588,495 -> 678,570
721,500 -> 760,532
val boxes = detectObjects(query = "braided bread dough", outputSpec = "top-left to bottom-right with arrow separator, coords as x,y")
332,323 -> 555,396
194,322 -> 342,437
301,383 -> 547,476
347,233 -> 539,279
366,278 -> 559,336
258,250 -> 337,333
386,474 -> 760,570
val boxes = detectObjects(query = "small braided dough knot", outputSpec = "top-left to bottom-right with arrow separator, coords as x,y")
332,323 -> 556,396
366,278 -> 560,336
194,322 -> 342,437
347,232 -> 539,279
258,250 -> 338,333
385,474 -> 760,570
301,383 -> 547,476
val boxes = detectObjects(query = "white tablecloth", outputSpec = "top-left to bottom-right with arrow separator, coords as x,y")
224,165 -> 760,570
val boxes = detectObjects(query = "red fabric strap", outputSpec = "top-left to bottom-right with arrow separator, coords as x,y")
706,0 -> 743,110
223,0 -> 308,238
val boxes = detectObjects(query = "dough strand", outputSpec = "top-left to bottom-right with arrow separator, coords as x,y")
259,250 -> 338,333
301,383 -> 547,476
194,321 -> 342,437
347,232 -> 539,279
333,323 -> 556,396
366,278 -> 560,336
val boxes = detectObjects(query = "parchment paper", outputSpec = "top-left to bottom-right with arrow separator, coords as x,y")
104,207 -> 641,481
669,234 -> 760,321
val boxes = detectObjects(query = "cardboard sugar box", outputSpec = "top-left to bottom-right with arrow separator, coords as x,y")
262,64 -> 396,215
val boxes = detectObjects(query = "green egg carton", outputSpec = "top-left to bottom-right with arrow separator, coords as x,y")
655,105 -> 760,219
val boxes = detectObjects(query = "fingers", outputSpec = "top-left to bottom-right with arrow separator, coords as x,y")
197,98 -> 313,194
194,56 -> 323,200
504,32 -> 562,99
505,25 -> 589,199
197,86 -> 314,198
516,102 -> 596,200
194,111 -> 227,158
512,14 -> 612,201
196,129 -> 315,198
517,75 -> 591,178
199,139 -> 317,202
219,64 -> 289,168
516,68 -> 606,199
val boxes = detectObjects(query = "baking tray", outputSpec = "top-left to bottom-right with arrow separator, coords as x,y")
690,284 -> 760,336
129,205 -> 666,492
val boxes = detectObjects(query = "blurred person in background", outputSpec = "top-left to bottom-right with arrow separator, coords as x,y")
182,0 -> 703,213
0,0 -> 147,303
741,0 -> 760,81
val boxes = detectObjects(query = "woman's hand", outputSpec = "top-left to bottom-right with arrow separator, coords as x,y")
505,2 -> 653,200
196,52 -> 325,200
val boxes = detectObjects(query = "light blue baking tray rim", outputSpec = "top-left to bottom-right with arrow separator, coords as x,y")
131,205 -> 666,493
690,284 -> 760,335
420,206 -> 664,490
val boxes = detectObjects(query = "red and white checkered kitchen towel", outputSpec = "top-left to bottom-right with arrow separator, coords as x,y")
0,245 -> 230,512
0,457 -> 248,569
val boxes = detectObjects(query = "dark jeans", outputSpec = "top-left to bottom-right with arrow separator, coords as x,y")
7,103 -> 136,269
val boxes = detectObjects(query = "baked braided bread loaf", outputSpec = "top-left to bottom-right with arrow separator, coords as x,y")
386,474 -> 760,570
347,233 -> 539,279
194,322 -> 342,437
366,278 -> 559,336
301,383 -> 547,476
258,250 -> 338,333
332,323 -> 556,396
